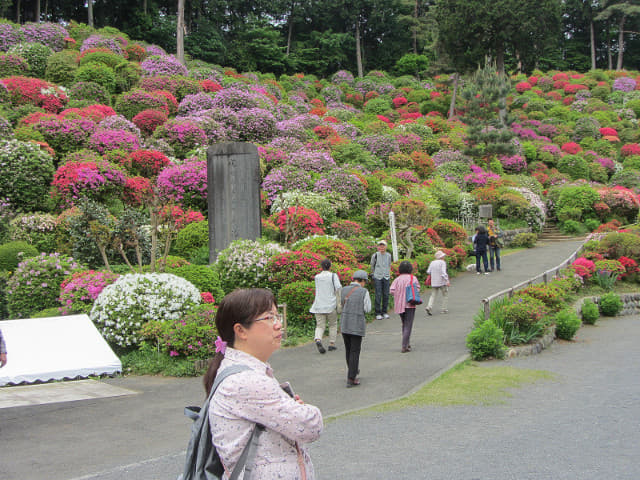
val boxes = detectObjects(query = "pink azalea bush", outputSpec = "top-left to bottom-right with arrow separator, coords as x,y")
59,270 -> 120,315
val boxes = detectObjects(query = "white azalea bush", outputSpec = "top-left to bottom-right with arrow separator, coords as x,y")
90,273 -> 201,348
214,239 -> 287,292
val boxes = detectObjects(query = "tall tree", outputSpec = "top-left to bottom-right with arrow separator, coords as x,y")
177,0 -> 185,64
596,0 -> 640,69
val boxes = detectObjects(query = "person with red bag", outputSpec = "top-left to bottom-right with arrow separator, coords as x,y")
425,251 -> 450,316
390,261 -> 420,353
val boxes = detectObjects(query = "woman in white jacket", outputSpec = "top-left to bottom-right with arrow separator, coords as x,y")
425,250 -> 450,315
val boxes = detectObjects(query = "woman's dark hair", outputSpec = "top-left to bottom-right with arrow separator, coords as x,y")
398,260 -> 413,274
203,288 -> 276,395
320,258 -> 331,270
476,225 -> 487,234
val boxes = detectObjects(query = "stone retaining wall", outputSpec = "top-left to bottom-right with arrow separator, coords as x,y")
509,292 -> 639,358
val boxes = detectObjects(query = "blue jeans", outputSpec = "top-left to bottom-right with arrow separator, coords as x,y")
373,277 -> 389,315
476,250 -> 489,273
489,246 -> 501,271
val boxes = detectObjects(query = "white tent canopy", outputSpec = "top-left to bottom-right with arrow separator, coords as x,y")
0,315 -> 121,386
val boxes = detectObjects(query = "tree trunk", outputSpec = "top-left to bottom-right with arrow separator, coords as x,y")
412,0 -> 418,54
177,0 -> 185,65
15,0 -> 20,23
448,73 -> 458,120
590,20 -> 596,70
35,0 -> 40,21
616,15 -> 626,70
143,0 -> 148,15
496,46 -> 505,75
355,19 -> 363,78
606,21 -> 613,69
286,0 -> 294,56
87,0 -> 94,28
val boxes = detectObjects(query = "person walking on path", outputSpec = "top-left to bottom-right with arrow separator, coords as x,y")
370,240 -> 392,320
487,218 -> 503,272
0,327 -> 6,367
310,258 -> 342,354
339,270 -> 371,388
389,261 -> 420,353
425,250 -> 450,316
204,288 -> 323,479
473,226 -> 490,274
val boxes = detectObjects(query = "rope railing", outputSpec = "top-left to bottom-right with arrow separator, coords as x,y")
481,241 -> 587,320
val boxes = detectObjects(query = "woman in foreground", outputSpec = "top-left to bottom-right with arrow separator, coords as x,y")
204,288 -> 323,479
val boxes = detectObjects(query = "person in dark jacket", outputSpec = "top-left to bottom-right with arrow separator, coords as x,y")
339,270 -> 371,388
473,225 -> 490,275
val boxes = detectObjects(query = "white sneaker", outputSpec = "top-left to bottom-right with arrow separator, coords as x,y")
484,272 -> 490,275
383,313 -> 390,319
376,315 -> 383,320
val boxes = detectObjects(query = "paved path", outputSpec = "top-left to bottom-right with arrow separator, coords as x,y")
310,314 -> 640,480
0,239 -> 588,480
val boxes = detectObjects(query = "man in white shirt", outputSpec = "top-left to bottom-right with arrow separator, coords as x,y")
309,259 -> 342,353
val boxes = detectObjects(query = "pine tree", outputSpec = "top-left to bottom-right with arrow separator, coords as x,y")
459,60 -> 515,162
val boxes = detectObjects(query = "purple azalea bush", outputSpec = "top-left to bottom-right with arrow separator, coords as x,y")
140,55 -> 188,77
20,22 -> 68,51
287,150 -> 336,172
612,77 -> 637,92
88,128 -> 141,154
211,87 -> 266,111
178,92 -> 217,116
34,117 -> 97,155
152,119 -> 207,158
358,134 -> 400,160
432,149 -> 470,166
464,165 -> 500,189
98,114 -> 142,136
499,154 -> 528,173
262,166 -> 313,202
80,35 -> 125,55
313,168 -> 367,212
236,107 -> 277,142
0,23 -> 23,51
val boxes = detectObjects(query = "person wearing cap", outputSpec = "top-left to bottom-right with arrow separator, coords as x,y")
338,270 -> 371,388
425,250 -> 450,315
370,240 -> 392,320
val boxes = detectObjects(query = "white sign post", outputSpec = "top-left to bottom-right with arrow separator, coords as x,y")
389,210 -> 399,262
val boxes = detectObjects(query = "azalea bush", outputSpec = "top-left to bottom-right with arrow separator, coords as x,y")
8,213 -> 58,252
6,252 -> 82,318
277,280 -> 316,338
0,139 -> 55,212
293,236 -> 359,268
58,269 -> 120,315
90,273 -> 201,348
140,306 -> 218,359
266,250 -> 323,290
156,160 -> 207,210
153,119 -> 207,158
214,239 -> 287,292
51,160 -> 127,206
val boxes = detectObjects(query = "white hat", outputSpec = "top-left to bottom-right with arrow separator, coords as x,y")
435,250 -> 446,259
377,240 -> 387,246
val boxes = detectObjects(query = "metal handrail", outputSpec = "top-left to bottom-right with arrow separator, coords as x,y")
480,241 -> 588,320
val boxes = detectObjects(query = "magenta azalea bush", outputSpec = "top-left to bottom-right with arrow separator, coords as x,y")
87,128 -> 141,154
59,270 -> 120,315
157,159 -> 207,209
140,55 -> 188,77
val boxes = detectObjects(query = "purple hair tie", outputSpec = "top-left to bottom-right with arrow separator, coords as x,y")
215,336 -> 227,355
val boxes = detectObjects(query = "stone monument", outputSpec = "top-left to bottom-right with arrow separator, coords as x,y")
207,143 -> 262,261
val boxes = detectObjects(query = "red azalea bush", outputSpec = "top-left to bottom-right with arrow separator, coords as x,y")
294,237 -> 359,268
60,104 -> 116,123
561,142 -> 582,154
2,76 -> 67,112
121,149 -> 170,177
425,227 -> 445,247
410,151 -> 435,178
132,108 -> 168,136
275,206 -> 325,244
151,89 -> 178,115
621,143 -> 640,157
569,257 -> 596,279
330,219 -> 364,238
266,250 -> 323,286
200,79 -> 222,93
430,219 -> 468,248
114,88 -> 169,120
158,205 -> 205,229
599,127 -> 618,137
618,256 -> 639,278
123,176 -> 153,206
516,82 -> 532,93
51,160 -> 127,205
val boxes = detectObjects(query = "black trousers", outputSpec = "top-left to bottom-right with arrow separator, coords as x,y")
342,333 -> 363,380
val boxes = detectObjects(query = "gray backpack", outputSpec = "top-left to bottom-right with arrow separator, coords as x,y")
179,364 -> 265,480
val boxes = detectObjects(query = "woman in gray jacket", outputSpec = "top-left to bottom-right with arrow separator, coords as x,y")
339,270 -> 371,388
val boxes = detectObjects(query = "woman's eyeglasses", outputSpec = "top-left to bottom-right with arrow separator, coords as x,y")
254,313 -> 283,326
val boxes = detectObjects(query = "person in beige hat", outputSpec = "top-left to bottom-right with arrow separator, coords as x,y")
426,250 -> 450,315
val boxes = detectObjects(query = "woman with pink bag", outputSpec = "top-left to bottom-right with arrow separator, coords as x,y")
389,261 -> 420,353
